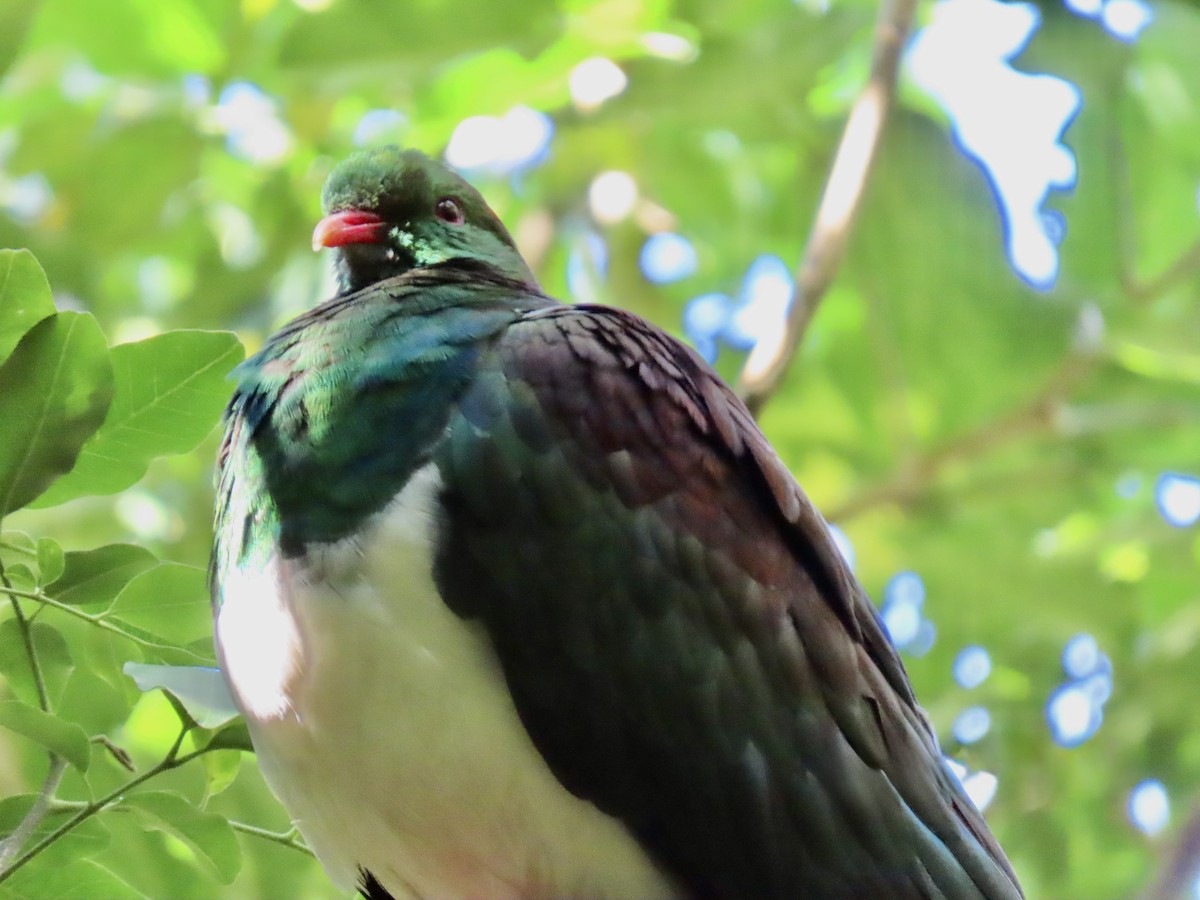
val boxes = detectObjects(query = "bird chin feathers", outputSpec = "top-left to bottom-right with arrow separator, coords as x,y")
335,242 -> 417,295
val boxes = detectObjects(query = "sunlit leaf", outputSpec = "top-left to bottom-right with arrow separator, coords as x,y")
201,749 -> 242,798
0,858 -> 146,900
124,663 -> 237,728
3,562 -> 35,592
33,331 -> 243,506
0,312 -> 114,517
35,537 -> 64,584
26,0 -> 224,77
123,791 -> 242,884
0,249 -> 56,363
0,530 -> 35,556
104,563 -> 210,646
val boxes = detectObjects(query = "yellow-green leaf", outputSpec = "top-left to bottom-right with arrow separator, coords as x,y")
123,791 -> 242,884
105,563 -> 210,645
0,249 -> 55,363
33,330 -> 243,506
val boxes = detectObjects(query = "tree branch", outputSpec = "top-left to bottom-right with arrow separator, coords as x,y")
1137,802 -> 1200,900
826,349 -> 1095,523
738,0 -> 919,416
1123,238 -> 1200,305
0,757 -> 67,871
0,546 -> 68,871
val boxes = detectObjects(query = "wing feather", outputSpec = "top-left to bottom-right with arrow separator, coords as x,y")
433,303 -> 1022,900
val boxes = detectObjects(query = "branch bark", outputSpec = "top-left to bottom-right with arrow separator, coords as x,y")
1123,238 -> 1200,304
825,348 -> 1095,523
738,0 -> 919,416
1137,802 -> 1200,900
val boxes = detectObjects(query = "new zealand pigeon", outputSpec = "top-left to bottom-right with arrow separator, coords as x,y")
211,146 -> 1024,900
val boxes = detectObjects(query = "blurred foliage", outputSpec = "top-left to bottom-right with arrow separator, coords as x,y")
0,0 -> 1198,897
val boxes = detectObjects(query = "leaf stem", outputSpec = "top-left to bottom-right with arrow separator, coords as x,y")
0,549 -> 71,873
227,821 -> 313,856
0,563 -> 50,712
0,583 -> 199,657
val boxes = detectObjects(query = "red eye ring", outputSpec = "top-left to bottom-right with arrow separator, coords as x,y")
434,198 -> 465,225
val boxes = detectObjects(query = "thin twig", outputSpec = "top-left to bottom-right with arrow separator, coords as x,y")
738,0 -> 920,415
1125,238 -> 1200,304
1137,801 -> 1200,900
1,565 -> 49,713
0,553 -> 69,871
826,349 -> 1094,523
228,821 -> 313,857
92,734 -> 135,772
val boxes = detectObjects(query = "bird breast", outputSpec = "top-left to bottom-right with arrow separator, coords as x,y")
215,463 -> 679,900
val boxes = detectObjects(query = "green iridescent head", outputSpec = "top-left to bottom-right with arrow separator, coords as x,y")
313,146 -> 534,295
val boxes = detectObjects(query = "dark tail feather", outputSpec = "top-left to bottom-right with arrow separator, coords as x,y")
358,867 -> 398,900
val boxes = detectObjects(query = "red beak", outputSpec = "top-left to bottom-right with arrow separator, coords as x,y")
312,209 -> 386,250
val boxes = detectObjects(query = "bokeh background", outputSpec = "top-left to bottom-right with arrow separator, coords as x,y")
1,0 -> 1199,897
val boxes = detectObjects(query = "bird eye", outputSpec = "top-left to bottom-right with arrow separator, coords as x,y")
434,198 -> 465,225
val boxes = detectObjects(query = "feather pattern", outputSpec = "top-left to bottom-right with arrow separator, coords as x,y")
431,304 -> 1023,899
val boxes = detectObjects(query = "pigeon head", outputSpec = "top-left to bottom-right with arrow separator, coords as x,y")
313,146 -> 535,295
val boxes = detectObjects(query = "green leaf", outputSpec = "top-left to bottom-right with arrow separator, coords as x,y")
3,562 -> 35,591
1,859 -> 146,900
57,666 -> 134,737
0,312 -> 114,517
123,663 -> 237,728
27,0 -> 224,78
160,689 -> 200,733
0,532 -> 37,583
0,620 -> 73,708
0,530 -> 35,556
33,330 -> 243,506
101,618 -> 213,666
0,0 -> 37,80
45,543 -> 158,607
0,249 -> 56,363
104,563 -> 210,645
203,719 -> 253,753
0,700 -> 91,770
36,537 -> 64,584
123,791 -> 242,884
200,749 -> 242,798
